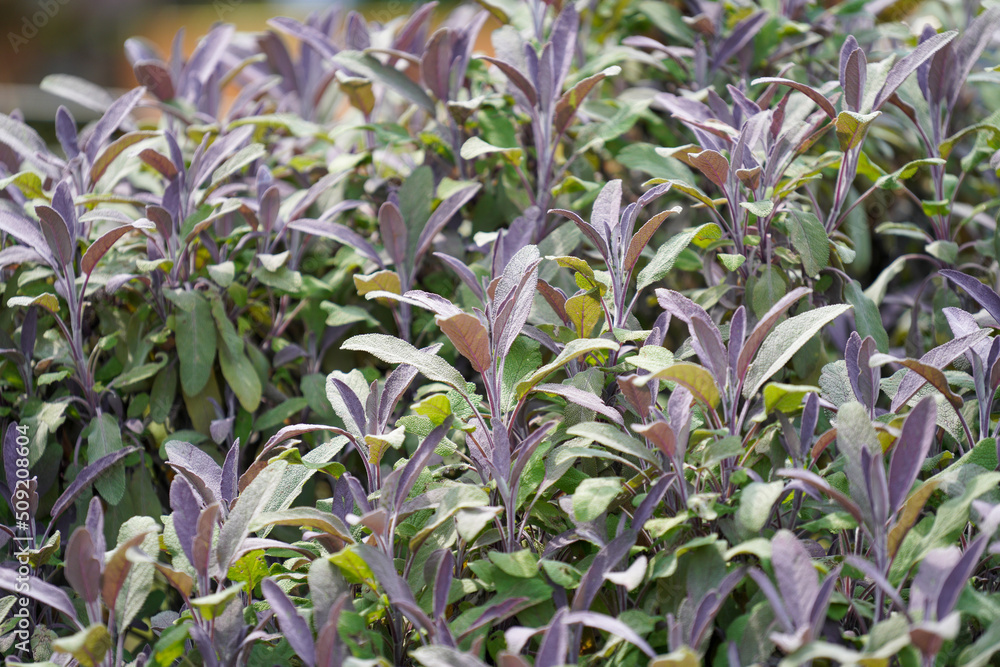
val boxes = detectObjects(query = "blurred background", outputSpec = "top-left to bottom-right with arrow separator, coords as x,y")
0,0 -> 413,120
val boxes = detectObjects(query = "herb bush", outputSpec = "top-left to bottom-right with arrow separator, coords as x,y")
5,0 -> 1000,664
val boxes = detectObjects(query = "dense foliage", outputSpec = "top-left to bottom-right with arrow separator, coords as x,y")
5,0 -> 1000,664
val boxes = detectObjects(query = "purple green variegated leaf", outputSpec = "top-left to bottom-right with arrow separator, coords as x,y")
0,210 -> 57,267
0,567 -> 80,628
748,567 -> 794,633
872,30 -> 957,111
54,105 -> 79,159
64,527 -> 102,605
438,312 -> 491,373
169,476 -> 200,565
84,86 -> 146,161
550,208 -> 610,259
481,56 -> 537,107
778,468 -> 864,525
165,440 -> 223,505
192,503 -> 220,579
751,78 -> 836,118
262,578 -> 316,667
511,422 -> 555,485
691,568 -> 746,646
940,270 -> 1000,326
885,330 -> 987,411
937,534 -> 989,619
221,438 -> 239,507
81,219 -> 155,276
421,28 -> 453,101
862,447 -> 890,527
416,184 -> 481,261
393,417 -> 452,511
434,252 -> 484,300
591,179 -> 623,240
535,608 -> 569,667
533,385 -> 622,425
85,496 -> 105,555
492,245 -> 540,359
736,287 -> 811,381
424,548 -> 454,621
843,556 -> 909,612
378,201 -> 407,269
101,531 -> 147,612
50,446 -> 140,523
712,11 -> 766,70
772,530 -> 818,625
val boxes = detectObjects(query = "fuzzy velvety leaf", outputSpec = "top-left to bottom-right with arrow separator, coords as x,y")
940,270 -> 1000,326
786,209 -> 829,278
533,384 -> 622,425
743,304 -> 852,399
689,149 -> 729,188
515,339 -> 618,397
216,460 -> 287,575
343,334 -> 470,400
872,31 -> 957,111
35,206 -> 74,268
84,86 -> 146,161
637,223 -> 720,291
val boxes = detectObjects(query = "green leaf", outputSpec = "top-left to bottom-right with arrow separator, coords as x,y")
874,158 -> 946,190
718,253 -> 746,271
835,110 -> 880,151
763,383 -> 822,415
572,477 -> 623,522
460,136 -> 523,161
751,266 -> 787,318
189,584 -> 244,621
211,297 -> 262,412
740,200 -> 774,218
637,223 -> 721,291
844,279 -> 888,353
786,209 -> 829,278
175,292 -> 216,396
489,549 -> 539,578
52,624 -> 112,667
743,304 -> 853,399
735,481 -> 785,541
87,413 -> 126,505
566,421 -> 660,467
501,337 -> 541,410
253,265 -> 303,293
515,338 -> 619,397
